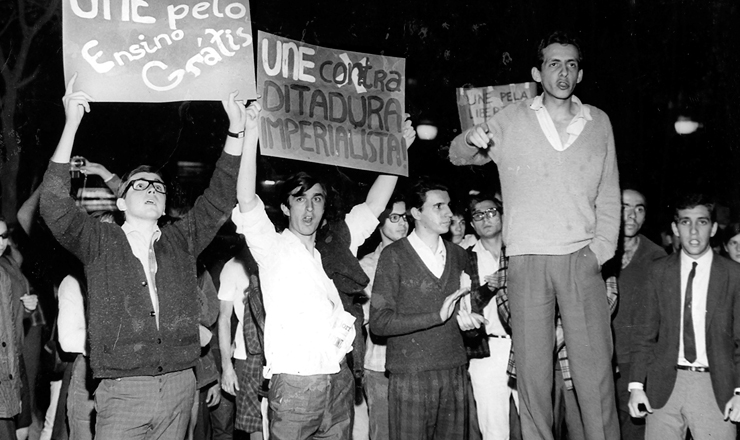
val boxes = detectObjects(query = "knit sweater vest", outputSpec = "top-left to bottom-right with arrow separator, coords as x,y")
369,238 -> 469,374
450,99 -> 620,264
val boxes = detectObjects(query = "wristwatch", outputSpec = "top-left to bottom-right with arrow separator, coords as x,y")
227,130 -> 245,139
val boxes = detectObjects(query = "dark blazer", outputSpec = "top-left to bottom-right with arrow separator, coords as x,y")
630,251 -> 740,412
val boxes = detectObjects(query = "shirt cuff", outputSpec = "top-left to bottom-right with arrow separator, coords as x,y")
628,382 -> 644,392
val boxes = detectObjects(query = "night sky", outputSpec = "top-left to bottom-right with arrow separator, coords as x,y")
2,0 -> 740,236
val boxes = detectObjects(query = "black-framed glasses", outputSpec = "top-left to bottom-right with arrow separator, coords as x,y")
388,213 -> 409,223
123,178 -> 167,195
0,232 -> 9,239
471,208 -> 499,222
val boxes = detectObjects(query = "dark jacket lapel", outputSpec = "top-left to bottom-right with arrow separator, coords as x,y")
705,253 -> 727,330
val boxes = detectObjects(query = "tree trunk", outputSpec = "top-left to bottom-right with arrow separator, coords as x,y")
1,86 -> 20,225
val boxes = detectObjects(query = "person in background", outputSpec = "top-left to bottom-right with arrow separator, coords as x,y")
721,222 -> 740,264
449,211 -> 476,249
359,194 -> 410,440
462,193 -> 518,440
218,246 -> 265,440
608,188 -> 665,440
1,216 -> 38,440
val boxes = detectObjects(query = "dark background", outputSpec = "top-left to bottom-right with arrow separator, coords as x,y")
2,0 -> 740,238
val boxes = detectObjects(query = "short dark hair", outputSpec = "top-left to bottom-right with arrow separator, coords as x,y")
722,222 -> 740,246
117,165 -> 165,199
279,171 -> 332,212
467,192 -> 503,223
537,31 -> 583,66
378,192 -> 406,225
408,178 -> 449,211
673,192 -> 716,223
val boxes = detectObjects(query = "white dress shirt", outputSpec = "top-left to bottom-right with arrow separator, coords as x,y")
217,258 -> 250,360
678,250 -> 712,368
471,240 -> 506,337
57,275 -> 87,355
232,198 -> 377,378
530,94 -> 592,151
122,222 -> 161,328
629,249 -> 713,391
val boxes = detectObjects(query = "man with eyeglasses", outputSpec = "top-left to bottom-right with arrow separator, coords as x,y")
40,75 -> 259,440
461,193 -> 518,440
357,194 -> 409,440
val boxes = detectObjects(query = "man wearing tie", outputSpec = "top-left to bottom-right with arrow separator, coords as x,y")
628,193 -> 740,439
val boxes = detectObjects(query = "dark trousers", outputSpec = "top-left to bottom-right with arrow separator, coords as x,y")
210,392 -> 235,440
509,249 -> 619,440
388,365 -> 469,440
615,363 -> 645,440
268,363 -> 353,440
0,418 -> 18,440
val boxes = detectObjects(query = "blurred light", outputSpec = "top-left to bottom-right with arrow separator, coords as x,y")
675,116 -> 700,135
417,124 -> 438,141
262,180 -> 278,186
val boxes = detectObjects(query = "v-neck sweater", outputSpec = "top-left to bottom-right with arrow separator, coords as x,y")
369,237 -> 469,373
449,98 -> 620,265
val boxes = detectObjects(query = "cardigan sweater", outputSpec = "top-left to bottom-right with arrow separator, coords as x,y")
449,98 -> 621,265
369,238 -> 469,374
40,153 -> 238,379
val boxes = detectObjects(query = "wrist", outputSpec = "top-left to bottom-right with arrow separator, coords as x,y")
227,129 -> 245,139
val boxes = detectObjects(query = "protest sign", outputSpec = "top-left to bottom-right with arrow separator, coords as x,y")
257,31 -> 407,176
456,82 -> 537,131
63,0 -> 257,102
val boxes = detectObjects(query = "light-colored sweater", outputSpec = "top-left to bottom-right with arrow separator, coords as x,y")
449,98 -> 620,264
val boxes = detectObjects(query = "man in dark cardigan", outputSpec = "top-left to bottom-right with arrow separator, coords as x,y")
609,188 -> 665,439
370,179 -> 484,440
40,75 -> 258,440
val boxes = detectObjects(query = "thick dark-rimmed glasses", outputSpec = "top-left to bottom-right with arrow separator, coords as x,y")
388,213 -> 409,223
123,178 -> 167,195
471,208 -> 498,222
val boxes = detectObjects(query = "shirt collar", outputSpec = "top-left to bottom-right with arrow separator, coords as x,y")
408,230 -> 445,256
530,94 -> 593,122
122,222 -> 161,242
680,248 -> 713,269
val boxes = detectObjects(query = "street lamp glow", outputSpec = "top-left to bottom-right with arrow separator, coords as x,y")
675,116 -> 700,135
416,124 -> 438,141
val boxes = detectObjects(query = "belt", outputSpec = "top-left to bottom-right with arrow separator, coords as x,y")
486,334 -> 510,339
676,364 -> 710,373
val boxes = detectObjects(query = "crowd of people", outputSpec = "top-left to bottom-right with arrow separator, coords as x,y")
2,30 -> 740,440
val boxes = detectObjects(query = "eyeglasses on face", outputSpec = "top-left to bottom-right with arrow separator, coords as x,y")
388,213 -> 409,223
124,178 -> 167,195
0,232 -> 9,239
471,208 -> 499,222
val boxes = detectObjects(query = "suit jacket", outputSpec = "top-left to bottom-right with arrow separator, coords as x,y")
630,251 -> 740,411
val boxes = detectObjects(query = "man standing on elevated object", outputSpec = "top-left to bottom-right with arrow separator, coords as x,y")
449,31 -> 621,440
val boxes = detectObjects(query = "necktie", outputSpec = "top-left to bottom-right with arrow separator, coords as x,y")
683,262 -> 698,363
